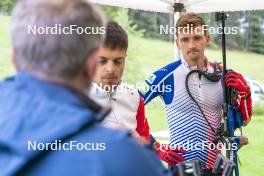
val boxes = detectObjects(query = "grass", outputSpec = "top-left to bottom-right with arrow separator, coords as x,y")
238,115 -> 264,176
1,15 -> 264,175
132,37 -> 264,84
0,15 -> 14,78
206,49 -> 264,84
252,104 -> 264,116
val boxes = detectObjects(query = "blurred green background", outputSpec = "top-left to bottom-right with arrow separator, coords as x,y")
1,11 -> 264,176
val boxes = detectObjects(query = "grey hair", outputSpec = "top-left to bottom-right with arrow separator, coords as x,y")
10,0 -> 105,79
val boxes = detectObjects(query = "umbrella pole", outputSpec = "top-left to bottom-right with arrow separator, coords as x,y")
174,12 -> 181,59
172,2 -> 185,59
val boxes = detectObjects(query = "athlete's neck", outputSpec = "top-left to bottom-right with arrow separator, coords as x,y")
185,57 -> 207,70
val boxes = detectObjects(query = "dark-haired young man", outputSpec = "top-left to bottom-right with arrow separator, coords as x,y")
89,21 -> 186,166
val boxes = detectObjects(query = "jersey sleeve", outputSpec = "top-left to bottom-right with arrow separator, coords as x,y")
138,70 -> 166,105
135,97 -> 151,142
139,60 -> 181,105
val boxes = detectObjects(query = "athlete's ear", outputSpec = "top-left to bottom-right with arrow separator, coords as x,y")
176,38 -> 180,48
205,34 -> 210,46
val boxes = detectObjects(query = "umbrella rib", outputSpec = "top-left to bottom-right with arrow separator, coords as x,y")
185,0 -> 209,8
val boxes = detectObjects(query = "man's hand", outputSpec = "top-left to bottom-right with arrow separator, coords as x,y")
225,71 -> 252,126
154,142 -> 186,166
238,135 -> 249,149
131,131 -> 150,145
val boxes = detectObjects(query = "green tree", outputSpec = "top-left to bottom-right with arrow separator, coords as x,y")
247,11 -> 264,54
95,5 -> 147,84
103,7 -> 145,85
100,5 -> 119,20
129,10 -> 171,40
0,0 -> 16,15
200,11 -> 264,54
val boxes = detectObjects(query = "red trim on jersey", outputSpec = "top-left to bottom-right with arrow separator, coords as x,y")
208,61 -> 223,88
136,97 -> 151,142
208,61 -> 223,70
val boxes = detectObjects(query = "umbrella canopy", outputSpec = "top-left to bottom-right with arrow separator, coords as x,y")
89,0 -> 264,13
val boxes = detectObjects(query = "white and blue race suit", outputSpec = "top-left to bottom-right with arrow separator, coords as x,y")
140,58 -> 223,169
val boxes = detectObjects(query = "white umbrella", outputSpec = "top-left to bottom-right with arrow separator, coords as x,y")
89,0 -> 264,14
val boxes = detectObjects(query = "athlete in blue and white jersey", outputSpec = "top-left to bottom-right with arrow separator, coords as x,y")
140,57 -> 222,169
140,13 -> 252,172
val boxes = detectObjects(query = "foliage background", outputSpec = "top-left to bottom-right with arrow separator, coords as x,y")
1,2 -> 264,175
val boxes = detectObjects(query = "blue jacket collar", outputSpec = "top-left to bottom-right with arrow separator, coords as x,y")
14,71 -> 102,113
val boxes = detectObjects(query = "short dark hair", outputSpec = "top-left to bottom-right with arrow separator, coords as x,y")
104,21 -> 128,50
